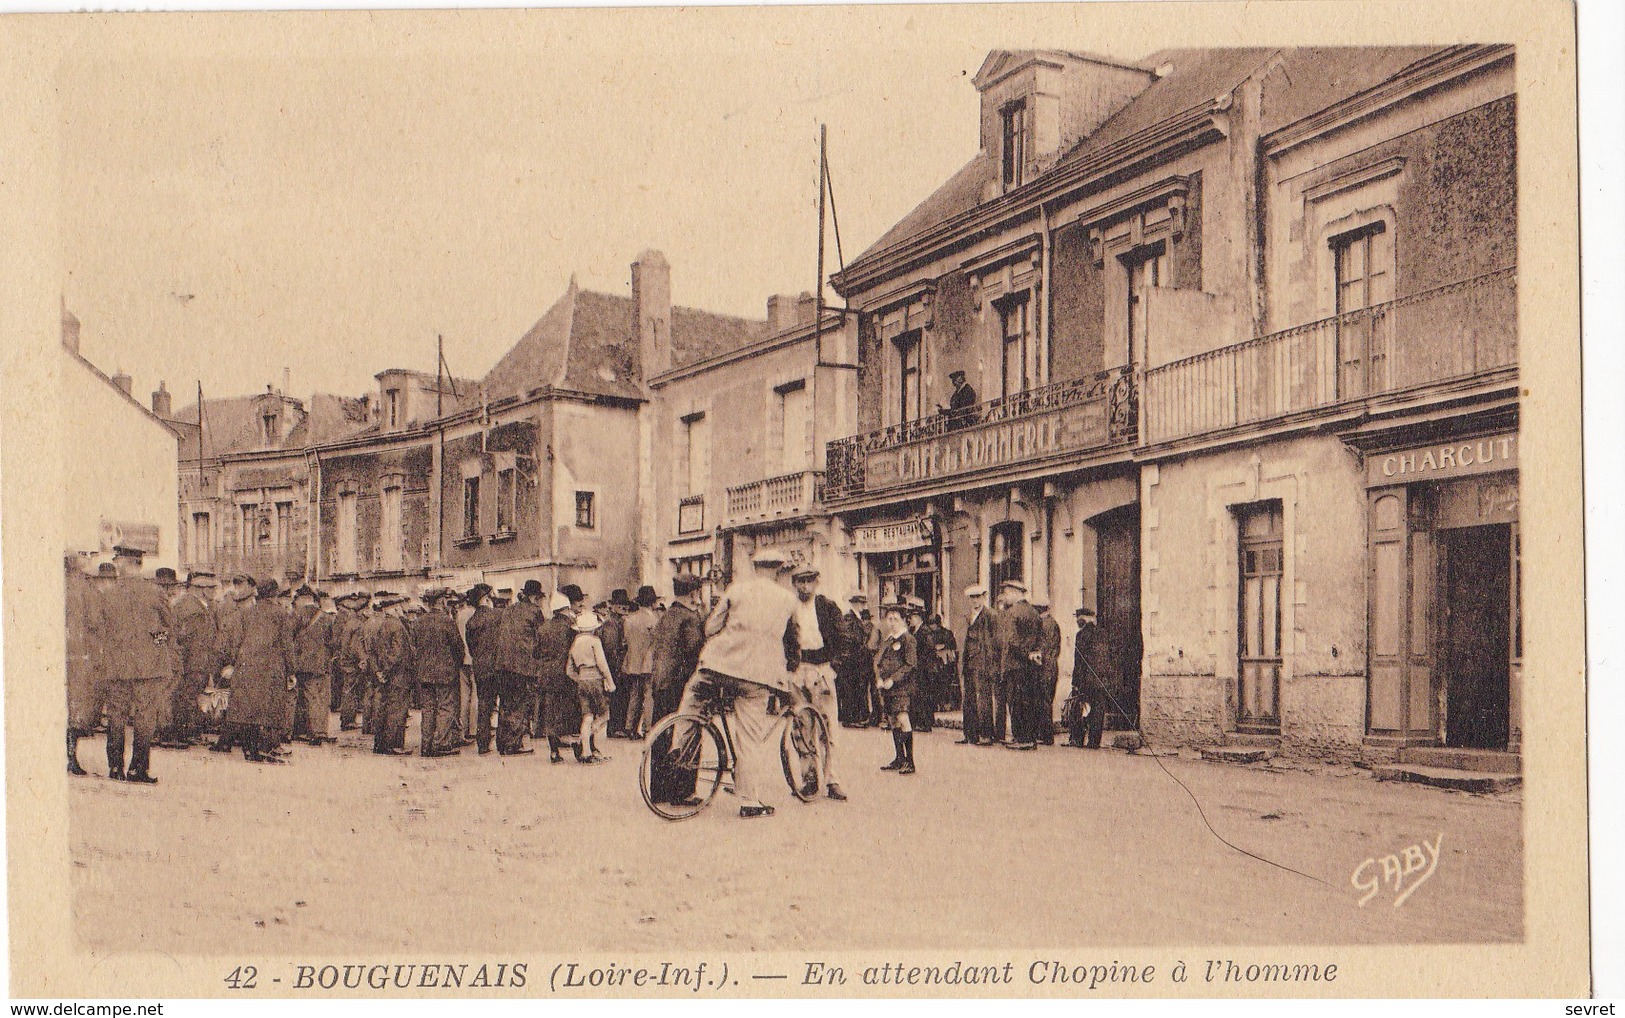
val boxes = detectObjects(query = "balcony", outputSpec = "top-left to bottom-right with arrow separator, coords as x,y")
1143,267 -> 1516,446
725,470 -> 825,528
824,365 -> 1138,504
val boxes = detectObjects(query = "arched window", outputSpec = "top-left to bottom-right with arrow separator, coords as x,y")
989,520 -> 1025,592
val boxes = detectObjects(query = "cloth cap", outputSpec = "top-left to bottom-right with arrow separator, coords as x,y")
791,565 -> 820,580
847,593 -> 868,604
965,584 -> 988,597
1000,579 -> 1027,593
187,572 -> 219,588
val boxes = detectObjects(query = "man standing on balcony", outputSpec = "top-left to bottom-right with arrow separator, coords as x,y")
939,369 -> 979,429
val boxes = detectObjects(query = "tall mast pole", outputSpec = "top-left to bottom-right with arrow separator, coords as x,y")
437,334 -> 444,417
815,123 -> 826,366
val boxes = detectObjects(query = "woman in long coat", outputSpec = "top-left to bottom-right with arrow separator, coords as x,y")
219,578 -> 297,763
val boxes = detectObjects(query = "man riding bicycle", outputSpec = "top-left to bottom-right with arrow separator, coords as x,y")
673,549 -> 802,819
787,564 -> 848,802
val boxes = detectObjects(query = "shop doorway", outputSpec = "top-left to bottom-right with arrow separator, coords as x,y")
1440,523 -> 1512,749
1090,504 -> 1142,728
875,548 -> 940,616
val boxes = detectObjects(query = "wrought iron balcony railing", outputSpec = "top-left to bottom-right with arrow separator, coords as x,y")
724,469 -> 824,528
1142,267 -> 1516,446
824,365 -> 1137,503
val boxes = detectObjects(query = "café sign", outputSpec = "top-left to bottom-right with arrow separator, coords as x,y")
851,517 -> 936,555
1366,432 -> 1518,487
864,402 -> 1109,492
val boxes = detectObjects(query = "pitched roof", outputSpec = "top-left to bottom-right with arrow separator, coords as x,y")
848,46 -> 1449,269
168,391 -> 371,460
480,280 -> 767,403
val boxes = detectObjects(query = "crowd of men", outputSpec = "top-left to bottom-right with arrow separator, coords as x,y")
64,543 -> 1119,804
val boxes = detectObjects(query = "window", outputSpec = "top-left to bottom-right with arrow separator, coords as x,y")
897,331 -> 923,423
575,490 -> 596,530
999,295 -> 1031,398
261,413 -> 278,445
682,412 -> 708,496
989,520 -> 1025,593
1332,222 -> 1394,395
1237,502 -> 1284,731
777,379 -> 811,472
1125,243 -> 1166,367
462,476 -> 481,539
379,485 -> 402,571
335,492 -> 358,574
384,388 -> 402,429
674,553 -> 715,598
240,505 -> 256,554
275,501 -> 294,556
497,468 -> 517,533
190,511 -> 211,564
1000,100 -> 1028,190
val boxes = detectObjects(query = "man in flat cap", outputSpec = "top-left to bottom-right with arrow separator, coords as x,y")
995,579 -> 1043,749
647,573 -> 708,805
96,546 -> 172,782
1035,603 -> 1063,746
788,564 -> 849,801
164,571 -> 220,748
835,594 -> 876,727
413,589 -> 468,757
1066,607 -> 1111,749
290,587 -> 338,745
333,591 -> 371,732
669,548 -> 802,819
958,585 -> 999,746
938,369 -> 979,430
363,593 -> 413,755
620,585 -> 661,739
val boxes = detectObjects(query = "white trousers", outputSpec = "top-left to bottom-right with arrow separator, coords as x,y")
791,662 -> 842,787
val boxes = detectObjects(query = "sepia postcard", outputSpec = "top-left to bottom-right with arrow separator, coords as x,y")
0,0 -> 1589,1000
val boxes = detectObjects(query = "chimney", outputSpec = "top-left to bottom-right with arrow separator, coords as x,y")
112,369 -> 133,395
796,291 -> 817,326
281,366 -> 290,396
766,294 -> 800,335
60,298 -> 81,354
151,381 -> 172,417
631,249 -> 672,378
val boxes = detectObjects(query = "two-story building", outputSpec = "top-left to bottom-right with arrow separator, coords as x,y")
645,291 -> 856,602
825,45 -> 1519,762
1139,45 -> 1518,766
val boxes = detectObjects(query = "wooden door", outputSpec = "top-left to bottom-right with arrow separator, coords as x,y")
1093,504 -> 1142,728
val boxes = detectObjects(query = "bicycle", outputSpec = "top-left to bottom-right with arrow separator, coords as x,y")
638,677 -> 831,821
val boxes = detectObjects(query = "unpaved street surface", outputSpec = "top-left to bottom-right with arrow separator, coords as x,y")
69,719 -> 1521,953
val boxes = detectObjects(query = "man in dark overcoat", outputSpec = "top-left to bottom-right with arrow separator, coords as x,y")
413,590 -> 467,756
98,546 -> 173,783
535,587 -> 581,761
333,591 -> 370,731
491,579 -> 547,756
364,593 -> 413,755
217,577 -> 297,763
647,574 -> 706,804
167,571 -> 220,746
64,556 -> 104,775
833,594 -> 873,727
1035,603 -> 1063,746
462,584 -> 503,754
600,589 -> 632,737
1067,607 -> 1112,748
995,579 -> 1043,750
290,587 -> 337,744
958,585 -> 999,746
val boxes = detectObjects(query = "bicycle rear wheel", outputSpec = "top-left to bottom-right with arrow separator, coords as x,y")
640,712 -> 728,821
781,705 -> 830,803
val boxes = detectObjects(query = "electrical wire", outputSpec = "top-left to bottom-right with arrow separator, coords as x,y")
1073,657 -> 1334,890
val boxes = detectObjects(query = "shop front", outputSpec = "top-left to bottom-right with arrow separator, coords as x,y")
1363,431 -> 1520,752
848,514 -> 942,615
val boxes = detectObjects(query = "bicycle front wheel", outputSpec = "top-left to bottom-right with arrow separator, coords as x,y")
781,705 -> 830,803
640,712 -> 728,821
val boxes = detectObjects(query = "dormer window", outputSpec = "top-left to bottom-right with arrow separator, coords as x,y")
1001,100 -> 1029,190
260,412 -> 278,445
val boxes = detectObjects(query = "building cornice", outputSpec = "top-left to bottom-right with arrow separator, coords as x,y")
831,100 -> 1230,299
647,313 -> 844,387
1263,44 -> 1513,157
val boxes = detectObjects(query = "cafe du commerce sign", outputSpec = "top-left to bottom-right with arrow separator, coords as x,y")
864,401 -> 1109,492
1366,432 -> 1518,486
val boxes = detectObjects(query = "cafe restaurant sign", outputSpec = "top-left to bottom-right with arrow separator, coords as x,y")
851,517 -> 936,555
864,401 -> 1109,492
1366,432 -> 1518,487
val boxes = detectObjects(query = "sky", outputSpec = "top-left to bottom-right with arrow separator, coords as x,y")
55,6 -> 1157,405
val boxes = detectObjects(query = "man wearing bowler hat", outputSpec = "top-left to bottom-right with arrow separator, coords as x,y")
462,584 -> 502,754
619,585 -> 661,738
1067,607 -> 1111,749
600,588 -> 632,737
491,579 -> 548,755
98,546 -> 172,782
